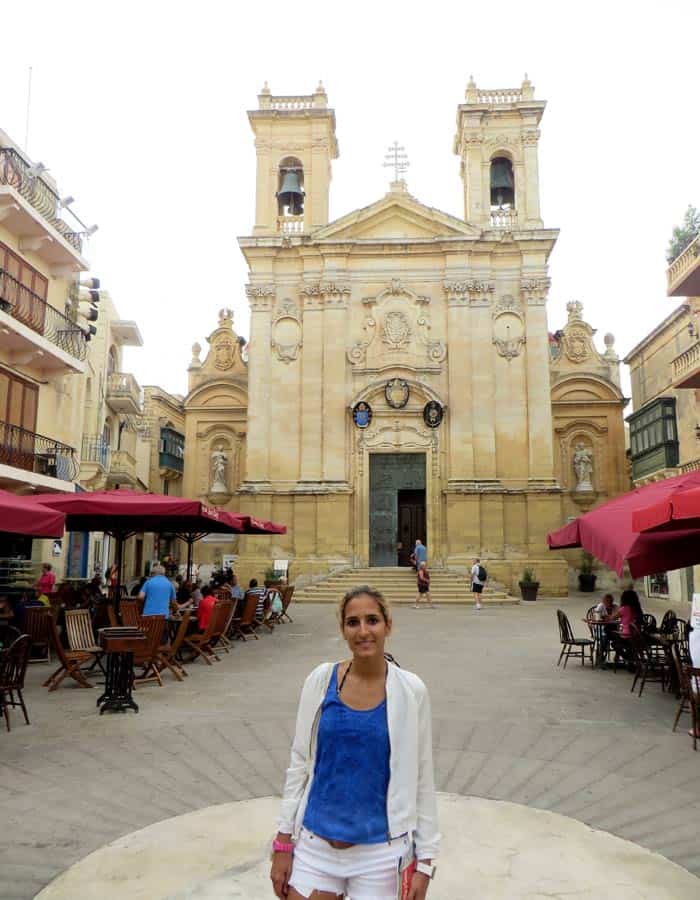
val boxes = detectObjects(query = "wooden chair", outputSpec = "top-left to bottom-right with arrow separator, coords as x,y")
660,610 -> 678,636
209,599 -> 235,654
629,629 -> 668,696
24,606 -> 51,662
43,618 -> 93,692
279,585 -> 295,623
64,609 -> 104,676
120,600 -> 142,628
556,610 -> 594,668
686,666 -> 700,751
641,613 -> 657,635
133,615 -> 166,687
231,592 -> 260,642
157,611 -> 192,681
671,642 -> 691,732
183,600 -> 229,664
0,634 -> 31,731
0,624 -> 21,651
216,602 -> 238,654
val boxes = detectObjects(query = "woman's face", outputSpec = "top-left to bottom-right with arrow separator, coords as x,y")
341,594 -> 391,660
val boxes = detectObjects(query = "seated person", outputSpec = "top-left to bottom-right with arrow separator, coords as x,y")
607,589 -> 643,664
197,583 -> 218,631
130,576 -> 147,597
589,593 -> 618,660
175,579 -> 194,611
247,578 -> 267,622
138,564 -> 176,618
229,574 -> 244,611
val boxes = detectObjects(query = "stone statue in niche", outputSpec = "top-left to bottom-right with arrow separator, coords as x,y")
210,445 -> 229,494
573,442 -> 594,492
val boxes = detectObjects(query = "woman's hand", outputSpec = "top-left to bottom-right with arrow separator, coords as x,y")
270,850 -> 293,898
407,870 -> 431,899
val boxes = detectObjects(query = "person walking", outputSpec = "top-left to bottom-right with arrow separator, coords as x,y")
410,539 -> 427,571
470,557 -> 486,610
270,585 -> 439,900
415,562 -> 433,609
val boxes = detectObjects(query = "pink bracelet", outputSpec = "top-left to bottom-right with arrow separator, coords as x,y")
272,839 -> 294,854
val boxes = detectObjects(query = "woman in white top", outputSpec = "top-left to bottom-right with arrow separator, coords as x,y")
270,585 -> 440,899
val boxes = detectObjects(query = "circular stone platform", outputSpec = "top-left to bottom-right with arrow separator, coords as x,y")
36,794 -> 699,899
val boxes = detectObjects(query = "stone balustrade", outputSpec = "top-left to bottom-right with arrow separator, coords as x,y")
489,208 -> 518,228
671,340 -> 700,387
477,88 -> 523,104
277,215 -> 304,234
667,233 -> 700,296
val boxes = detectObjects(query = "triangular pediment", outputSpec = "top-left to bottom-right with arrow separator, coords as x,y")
312,189 -> 480,242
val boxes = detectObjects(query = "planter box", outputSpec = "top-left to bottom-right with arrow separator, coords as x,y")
519,581 -> 540,602
578,573 -> 597,592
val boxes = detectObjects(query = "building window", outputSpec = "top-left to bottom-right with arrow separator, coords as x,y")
627,397 -> 679,480
647,572 -> 669,597
159,426 -> 184,474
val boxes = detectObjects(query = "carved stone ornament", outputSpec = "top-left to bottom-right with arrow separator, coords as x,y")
563,326 -> 590,364
210,444 -> 229,494
245,283 -> 276,298
443,280 -> 495,307
520,277 -> 551,306
423,401 -> 443,428
492,296 -> 526,361
214,338 -> 235,371
382,310 -> 411,350
352,402 -> 372,429
572,441 -> 594,492
270,299 -> 302,363
385,378 -> 410,409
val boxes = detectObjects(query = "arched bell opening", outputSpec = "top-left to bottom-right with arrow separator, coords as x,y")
490,156 -> 515,209
277,156 -> 305,217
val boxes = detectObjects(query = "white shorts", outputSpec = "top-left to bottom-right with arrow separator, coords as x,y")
290,828 -> 410,899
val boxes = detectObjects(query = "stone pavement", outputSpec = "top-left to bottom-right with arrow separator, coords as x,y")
1,593 -> 699,898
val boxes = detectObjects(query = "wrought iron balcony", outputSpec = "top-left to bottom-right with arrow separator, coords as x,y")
106,372 -> 143,414
0,148 -> 84,254
0,267 -> 87,362
81,435 -> 110,469
0,420 -> 78,481
667,233 -> 700,297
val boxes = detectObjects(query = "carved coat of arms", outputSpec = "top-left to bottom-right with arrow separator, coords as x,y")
381,311 -> 411,350
214,339 -> 235,370
385,378 -> 410,409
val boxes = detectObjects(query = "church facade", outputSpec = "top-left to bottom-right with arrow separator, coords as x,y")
182,79 -> 628,595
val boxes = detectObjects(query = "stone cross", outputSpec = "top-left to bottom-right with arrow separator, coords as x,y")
383,141 -> 409,181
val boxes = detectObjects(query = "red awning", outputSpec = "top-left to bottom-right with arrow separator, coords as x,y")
633,484 -> 700,534
28,489 -> 286,536
0,489 -> 66,539
547,470 -> 700,577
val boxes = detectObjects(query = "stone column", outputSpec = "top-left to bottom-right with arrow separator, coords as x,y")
469,282 -> 497,480
322,283 -> 350,482
522,278 -> 555,481
444,282 -> 475,481
299,287 -> 323,481
522,131 -> 542,227
245,287 -> 274,481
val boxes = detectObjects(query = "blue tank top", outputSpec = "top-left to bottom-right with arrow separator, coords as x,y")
303,663 -> 390,844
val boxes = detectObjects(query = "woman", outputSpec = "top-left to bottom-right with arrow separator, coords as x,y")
415,562 -> 433,609
270,585 -> 439,900
608,589 -> 643,664
34,563 -> 56,605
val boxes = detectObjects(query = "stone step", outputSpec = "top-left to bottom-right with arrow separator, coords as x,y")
292,566 -> 517,605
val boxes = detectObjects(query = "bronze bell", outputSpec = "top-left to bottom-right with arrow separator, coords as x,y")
490,158 -> 514,208
277,169 -> 305,216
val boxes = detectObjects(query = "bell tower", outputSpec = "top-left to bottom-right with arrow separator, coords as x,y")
453,75 -> 545,229
247,81 -> 339,236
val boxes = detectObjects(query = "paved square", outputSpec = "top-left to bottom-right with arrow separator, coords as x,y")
1,594 -> 699,898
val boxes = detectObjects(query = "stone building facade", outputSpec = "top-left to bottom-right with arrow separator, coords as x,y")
182,80 -> 628,594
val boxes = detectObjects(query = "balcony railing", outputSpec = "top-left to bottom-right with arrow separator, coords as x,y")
81,435 -> 110,469
0,148 -> 83,253
667,233 -> 700,297
107,448 -> 137,485
489,208 -> 518,228
106,372 -> 143,413
477,88 -> 523,104
159,450 -> 184,474
0,268 -> 87,360
0,420 -> 78,481
277,215 -> 304,234
671,340 -> 700,388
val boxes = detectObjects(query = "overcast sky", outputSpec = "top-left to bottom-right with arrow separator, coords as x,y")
2,1 -> 699,403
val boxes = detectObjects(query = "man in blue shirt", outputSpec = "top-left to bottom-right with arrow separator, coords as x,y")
411,539 -> 427,570
138,564 -> 176,617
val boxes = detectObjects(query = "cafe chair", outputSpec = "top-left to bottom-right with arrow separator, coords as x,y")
157,610 -> 192,681
64,609 -> 104,676
43,618 -> 93,692
24,606 -> 51,663
556,609 -> 594,669
0,634 -> 31,731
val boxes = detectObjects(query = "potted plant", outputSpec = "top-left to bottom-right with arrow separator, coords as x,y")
519,567 -> 540,602
578,552 -> 597,592
264,566 -> 283,589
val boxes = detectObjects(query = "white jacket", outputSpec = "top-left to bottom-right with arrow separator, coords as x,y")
278,661 -> 441,860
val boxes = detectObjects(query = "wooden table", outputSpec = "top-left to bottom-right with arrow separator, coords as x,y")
97,630 -> 146,714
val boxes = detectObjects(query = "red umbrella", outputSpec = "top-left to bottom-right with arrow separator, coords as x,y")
633,484 -> 700,534
548,470 -> 700,578
27,490 -> 286,611
0,489 -> 66,539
